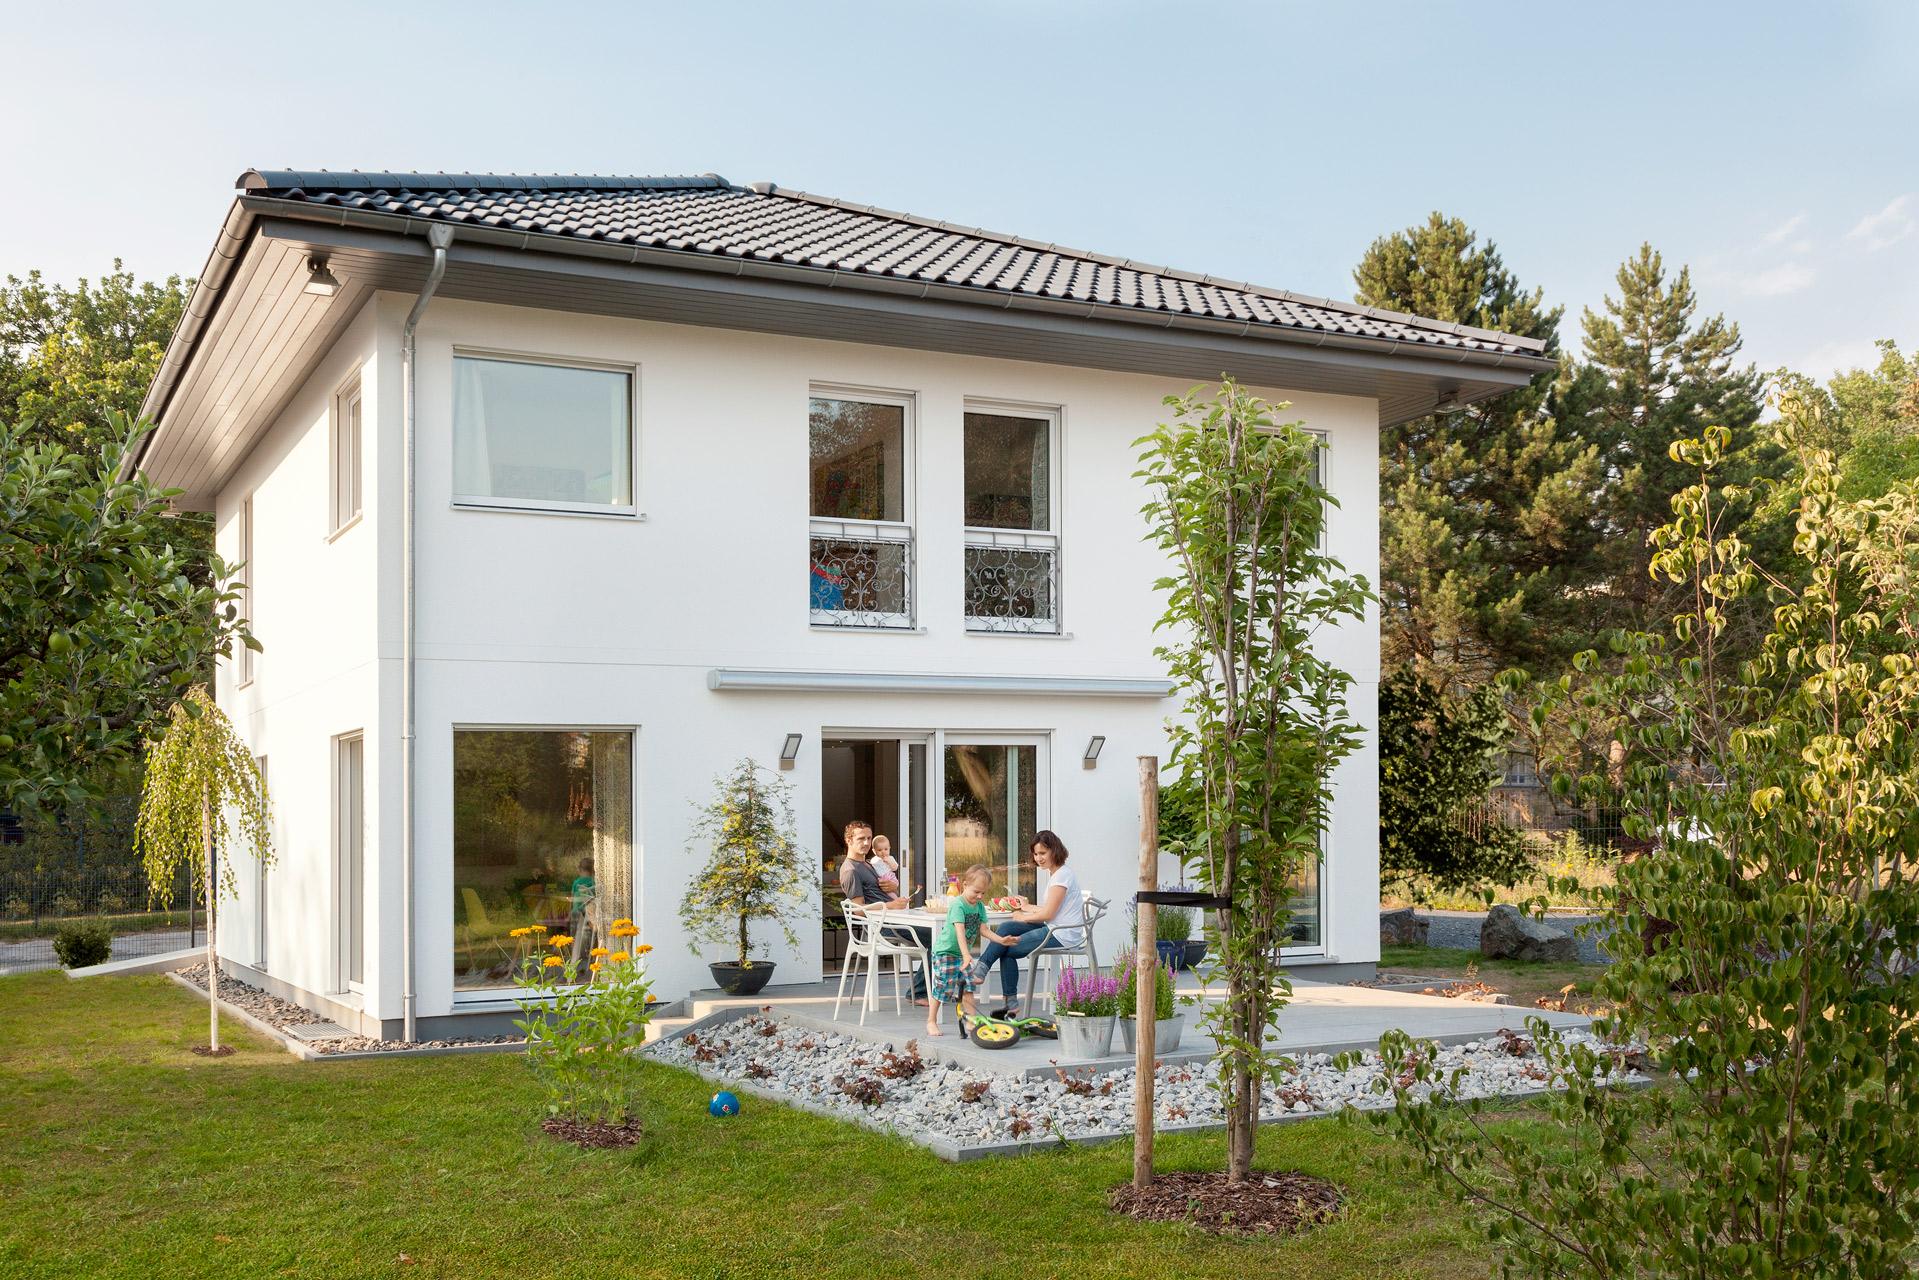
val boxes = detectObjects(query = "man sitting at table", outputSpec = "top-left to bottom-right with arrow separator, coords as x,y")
839,818 -> 928,1003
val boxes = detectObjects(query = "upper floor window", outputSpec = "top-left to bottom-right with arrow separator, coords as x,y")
808,390 -> 914,628
330,375 -> 363,534
452,354 -> 634,514
963,405 -> 1059,633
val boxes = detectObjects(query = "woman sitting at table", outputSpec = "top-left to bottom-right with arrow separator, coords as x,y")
966,830 -> 1085,1017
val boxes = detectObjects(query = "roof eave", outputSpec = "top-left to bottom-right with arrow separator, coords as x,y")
232,195 -> 1557,377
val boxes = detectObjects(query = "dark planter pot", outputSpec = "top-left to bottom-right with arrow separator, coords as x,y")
1155,940 -> 1184,971
709,961 -> 776,995
1182,939 -> 1208,970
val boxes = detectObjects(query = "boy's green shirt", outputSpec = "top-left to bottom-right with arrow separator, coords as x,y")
934,896 -> 986,956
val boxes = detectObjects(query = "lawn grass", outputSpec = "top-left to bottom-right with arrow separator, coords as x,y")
0,970 -> 1512,1279
0,907 -> 197,943
1378,943 -> 1610,1008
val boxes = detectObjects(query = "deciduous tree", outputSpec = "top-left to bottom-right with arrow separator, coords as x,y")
0,415 -> 251,810
1138,379 -> 1369,1181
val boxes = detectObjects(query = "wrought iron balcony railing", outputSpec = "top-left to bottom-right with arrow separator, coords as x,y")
963,528 -> 1059,633
809,520 -> 915,629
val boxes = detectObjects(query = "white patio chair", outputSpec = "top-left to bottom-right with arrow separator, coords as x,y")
831,902 -> 928,1025
1022,893 -> 1110,1012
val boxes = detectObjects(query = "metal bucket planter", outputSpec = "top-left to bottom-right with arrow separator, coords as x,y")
1055,1011 -> 1117,1060
1117,1014 -> 1185,1055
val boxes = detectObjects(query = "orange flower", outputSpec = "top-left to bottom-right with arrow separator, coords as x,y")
634,943 -> 654,956
589,946 -> 609,958
548,935 -> 574,950
541,955 -> 565,969
589,961 -> 603,974
527,924 -> 548,933
608,951 -> 630,964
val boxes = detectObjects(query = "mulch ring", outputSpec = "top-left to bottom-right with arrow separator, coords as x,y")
1109,1170 -> 1342,1236
190,1045 -> 237,1058
540,1116 -> 644,1149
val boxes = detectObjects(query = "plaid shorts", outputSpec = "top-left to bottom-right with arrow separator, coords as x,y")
930,951 -> 975,1004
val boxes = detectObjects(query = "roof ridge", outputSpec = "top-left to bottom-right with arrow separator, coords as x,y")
751,183 -> 1548,354
237,169 -> 729,194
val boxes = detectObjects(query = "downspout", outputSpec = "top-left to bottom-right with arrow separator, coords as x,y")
402,223 -> 454,1042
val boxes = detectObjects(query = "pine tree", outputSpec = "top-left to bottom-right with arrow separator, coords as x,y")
1558,245 -> 1768,636
1355,214 -> 1606,690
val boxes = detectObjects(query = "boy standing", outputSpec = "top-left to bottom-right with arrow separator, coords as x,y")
926,864 -> 1010,1037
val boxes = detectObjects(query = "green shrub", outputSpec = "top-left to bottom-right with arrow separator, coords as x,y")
1154,905 -> 1193,943
53,920 -> 111,968
1115,951 -> 1175,1021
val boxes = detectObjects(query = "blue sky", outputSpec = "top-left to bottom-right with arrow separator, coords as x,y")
4,1 -> 1913,379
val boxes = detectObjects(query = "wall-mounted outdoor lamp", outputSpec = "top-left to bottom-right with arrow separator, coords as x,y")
779,733 -> 803,770
302,256 -> 341,297
1083,735 -> 1106,769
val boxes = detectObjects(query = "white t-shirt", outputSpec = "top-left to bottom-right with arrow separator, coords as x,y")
1042,863 -> 1086,948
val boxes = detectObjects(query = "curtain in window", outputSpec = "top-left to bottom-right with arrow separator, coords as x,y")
591,735 -> 634,944
453,358 -> 492,497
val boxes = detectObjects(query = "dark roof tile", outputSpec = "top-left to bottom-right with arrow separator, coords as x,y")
234,169 -> 1546,357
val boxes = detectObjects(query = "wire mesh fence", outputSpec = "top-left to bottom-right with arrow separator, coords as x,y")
0,798 -> 200,975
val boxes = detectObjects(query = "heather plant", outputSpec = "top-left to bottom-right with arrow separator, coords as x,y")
1053,967 -> 1120,1016
1368,397 -> 1919,1277
1137,379 -> 1369,1181
1114,952 -> 1175,1021
512,918 -> 658,1126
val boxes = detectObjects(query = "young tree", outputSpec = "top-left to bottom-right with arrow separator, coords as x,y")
0,415 -> 251,810
1377,666 -> 1532,899
1354,213 -> 1605,689
135,686 -> 273,1052
1137,379 -> 1370,1181
1371,398 -> 1919,1277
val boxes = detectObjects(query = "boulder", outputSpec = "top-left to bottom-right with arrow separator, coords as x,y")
1480,904 -> 1577,963
1379,907 -> 1428,946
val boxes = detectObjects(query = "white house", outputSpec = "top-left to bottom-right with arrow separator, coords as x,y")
133,170 -> 1550,1039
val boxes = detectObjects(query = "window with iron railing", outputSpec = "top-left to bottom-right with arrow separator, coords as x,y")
962,406 -> 1060,633
808,392 -> 915,629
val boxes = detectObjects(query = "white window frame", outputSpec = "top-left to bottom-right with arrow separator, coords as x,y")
329,371 -> 364,537
807,384 -> 918,630
332,732 -> 366,996
961,399 -> 1063,634
236,494 -> 254,688
450,348 -> 640,518
448,723 -> 642,1007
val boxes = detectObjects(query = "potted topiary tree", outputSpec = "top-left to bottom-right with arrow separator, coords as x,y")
679,759 -> 810,995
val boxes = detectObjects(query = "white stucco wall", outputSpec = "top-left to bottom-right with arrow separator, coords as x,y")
213,291 -> 1382,1027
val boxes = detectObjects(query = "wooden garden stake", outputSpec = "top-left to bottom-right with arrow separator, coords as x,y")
1133,754 -> 1159,1189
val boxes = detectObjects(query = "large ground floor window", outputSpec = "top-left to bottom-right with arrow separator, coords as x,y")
452,729 -> 633,991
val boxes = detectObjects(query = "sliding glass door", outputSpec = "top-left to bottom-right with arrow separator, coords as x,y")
942,741 -> 1041,899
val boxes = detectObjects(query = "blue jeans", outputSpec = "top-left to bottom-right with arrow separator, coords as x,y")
974,920 -> 1051,1004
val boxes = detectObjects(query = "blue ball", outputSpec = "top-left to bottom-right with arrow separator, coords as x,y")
709,1090 -> 741,1118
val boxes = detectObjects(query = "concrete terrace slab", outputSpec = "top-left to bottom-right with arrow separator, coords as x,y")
662,975 -> 1592,1079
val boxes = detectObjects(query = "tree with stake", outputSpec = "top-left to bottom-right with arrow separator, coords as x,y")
135,686 -> 271,1053
1137,379 -> 1370,1182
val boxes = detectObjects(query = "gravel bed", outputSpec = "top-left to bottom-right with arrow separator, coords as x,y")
177,965 -> 523,1055
1419,911 -> 1618,963
645,1012 -> 1646,1149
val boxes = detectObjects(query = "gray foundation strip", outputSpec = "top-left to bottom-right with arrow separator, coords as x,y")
164,972 -> 534,1062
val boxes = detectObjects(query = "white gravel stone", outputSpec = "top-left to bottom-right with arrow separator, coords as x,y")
645,1012 -> 1647,1147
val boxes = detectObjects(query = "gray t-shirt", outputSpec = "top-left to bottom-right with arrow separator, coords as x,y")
839,856 -> 888,906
